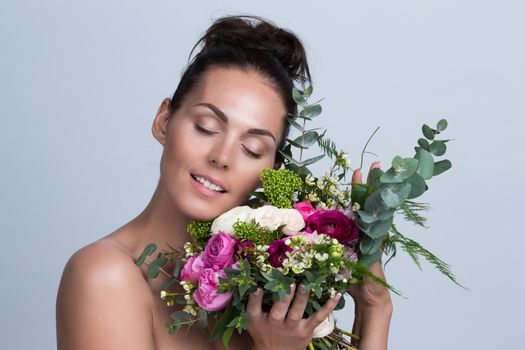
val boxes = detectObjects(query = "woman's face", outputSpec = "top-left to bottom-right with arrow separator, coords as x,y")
153,67 -> 287,221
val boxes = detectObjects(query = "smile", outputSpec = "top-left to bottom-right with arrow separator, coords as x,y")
191,174 -> 226,193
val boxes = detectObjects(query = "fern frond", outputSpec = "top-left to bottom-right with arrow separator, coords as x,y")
388,224 -> 467,289
317,134 -> 339,160
398,200 -> 430,228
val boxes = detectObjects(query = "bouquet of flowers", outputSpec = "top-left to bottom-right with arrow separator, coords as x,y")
136,85 -> 461,349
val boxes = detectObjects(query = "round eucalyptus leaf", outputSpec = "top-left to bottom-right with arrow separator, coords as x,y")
392,156 -> 404,171
292,88 -> 307,106
379,182 -> 412,208
380,168 -> 404,183
292,130 -> 319,148
303,85 -> 313,99
304,104 -> 322,119
436,119 -> 448,132
433,159 -> 452,176
406,172 -> 427,199
397,158 -> 419,180
418,138 -> 430,150
359,249 -> 382,267
429,141 -> 446,156
359,235 -> 383,255
358,210 -> 379,224
422,124 -> 435,140
364,191 -> 389,214
415,148 -> 435,180
369,216 -> 393,239
378,208 -> 396,221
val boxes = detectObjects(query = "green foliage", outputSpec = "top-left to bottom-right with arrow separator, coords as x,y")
397,200 -> 430,228
387,224 -> 467,289
135,243 -> 157,266
260,168 -> 303,208
262,268 -> 295,301
233,219 -> 280,246
186,220 -> 212,247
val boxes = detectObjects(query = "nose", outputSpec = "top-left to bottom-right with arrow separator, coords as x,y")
208,138 -> 233,170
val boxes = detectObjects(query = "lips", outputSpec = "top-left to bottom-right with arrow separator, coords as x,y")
190,173 -> 228,193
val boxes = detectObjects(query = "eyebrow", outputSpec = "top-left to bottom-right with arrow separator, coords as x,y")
192,102 -> 277,143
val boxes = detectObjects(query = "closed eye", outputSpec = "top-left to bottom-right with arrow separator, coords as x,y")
194,124 -> 217,135
242,145 -> 263,159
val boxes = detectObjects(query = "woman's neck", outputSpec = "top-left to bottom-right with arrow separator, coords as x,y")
119,179 -> 193,258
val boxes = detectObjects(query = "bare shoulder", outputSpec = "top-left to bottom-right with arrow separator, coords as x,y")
57,239 -> 155,350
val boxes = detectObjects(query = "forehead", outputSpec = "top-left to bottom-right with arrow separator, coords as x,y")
189,67 -> 287,134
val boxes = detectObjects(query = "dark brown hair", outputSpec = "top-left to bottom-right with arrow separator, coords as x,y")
168,15 -> 312,162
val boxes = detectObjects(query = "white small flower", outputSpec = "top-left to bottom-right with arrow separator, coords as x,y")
328,287 -> 337,298
351,202 -> 361,212
316,177 -> 325,190
160,291 -> 167,299
305,174 -> 316,186
307,193 -> 320,202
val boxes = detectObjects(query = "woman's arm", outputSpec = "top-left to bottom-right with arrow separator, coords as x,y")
56,242 -> 155,350
349,164 -> 393,349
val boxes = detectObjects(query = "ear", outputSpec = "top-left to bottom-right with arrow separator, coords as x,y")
151,98 -> 173,146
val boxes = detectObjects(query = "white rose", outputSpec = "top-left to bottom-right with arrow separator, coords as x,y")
280,208 -> 305,236
312,312 -> 335,338
211,205 -> 252,234
247,205 -> 283,231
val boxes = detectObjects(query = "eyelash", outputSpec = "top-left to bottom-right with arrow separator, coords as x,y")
194,124 -> 263,160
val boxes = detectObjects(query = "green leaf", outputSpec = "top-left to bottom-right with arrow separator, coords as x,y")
222,327 -> 235,348
290,130 -> 319,149
250,191 -> 268,202
136,243 -> 157,266
422,124 -> 435,140
359,235 -> 382,255
379,182 -> 412,208
351,183 -> 369,206
429,141 -> 446,156
359,248 -> 382,267
170,310 -> 192,324
364,192 -> 389,214
415,148 -> 434,180
391,157 -> 419,180
160,276 -> 177,291
436,119 -> 448,132
278,150 -> 301,166
300,104 -> 322,119
292,87 -> 307,106
433,159 -> 452,176
417,138 -> 430,151
288,118 -> 303,131
210,306 -> 237,342
303,85 -> 313,99
405,173 -> 427,199
380,168 -> 404,183
302,154 -> 325,166
358,210 -> 379,224
368,216 -> 393,239
148,255 -> 168,279
197,308 -> 208,328
289,163 -> 312,176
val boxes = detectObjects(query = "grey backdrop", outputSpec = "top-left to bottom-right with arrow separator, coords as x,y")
1,0 -> 524,349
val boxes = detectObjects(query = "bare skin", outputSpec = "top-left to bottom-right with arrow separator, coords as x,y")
56,68 -> 392,350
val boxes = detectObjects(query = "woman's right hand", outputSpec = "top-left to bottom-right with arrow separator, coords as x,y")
246,283 -> 341,350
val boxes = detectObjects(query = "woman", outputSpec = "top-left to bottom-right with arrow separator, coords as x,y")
56,15 -> 392,350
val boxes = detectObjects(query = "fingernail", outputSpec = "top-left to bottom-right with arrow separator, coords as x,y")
254,288 -> 262,295
290,283 -> 296,292
333,293 -> 342,301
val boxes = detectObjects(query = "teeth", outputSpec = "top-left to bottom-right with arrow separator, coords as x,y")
193,175 -> 225,192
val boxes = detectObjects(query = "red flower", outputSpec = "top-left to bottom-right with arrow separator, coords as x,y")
306,210 -> 359,246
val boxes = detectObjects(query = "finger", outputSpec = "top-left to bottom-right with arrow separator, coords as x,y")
287,284 -> 309,322
366,161 -> 381,185
351,168 -> 362,185
247,287 -> 263,318
305,293 -> 341,330
268,283 -> 295,322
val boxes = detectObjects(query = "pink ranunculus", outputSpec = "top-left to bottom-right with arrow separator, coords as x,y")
306,210 -> 359,246
268,239 -> 292,268
179,254 -> 205,283
193,268 -> 233,311
201,232 -> 237,269
293,201 -> 317,221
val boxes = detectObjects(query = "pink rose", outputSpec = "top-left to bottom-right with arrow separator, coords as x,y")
306,210 -> 359,246
179,254 -> 205,283
268,239 -> 292,268
201,232 -> 237,269
193,268 -> 233,311
293,201 -> 316,221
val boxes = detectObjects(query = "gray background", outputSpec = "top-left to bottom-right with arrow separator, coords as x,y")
1,0 -> 523,349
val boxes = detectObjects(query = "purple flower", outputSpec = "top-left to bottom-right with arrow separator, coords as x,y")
234,239 -> 255,259
268,239 -> 292,268
306,210 -> 359,246
201,232 -> 237,269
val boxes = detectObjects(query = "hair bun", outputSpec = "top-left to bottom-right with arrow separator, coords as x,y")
194,15 -> 311,84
